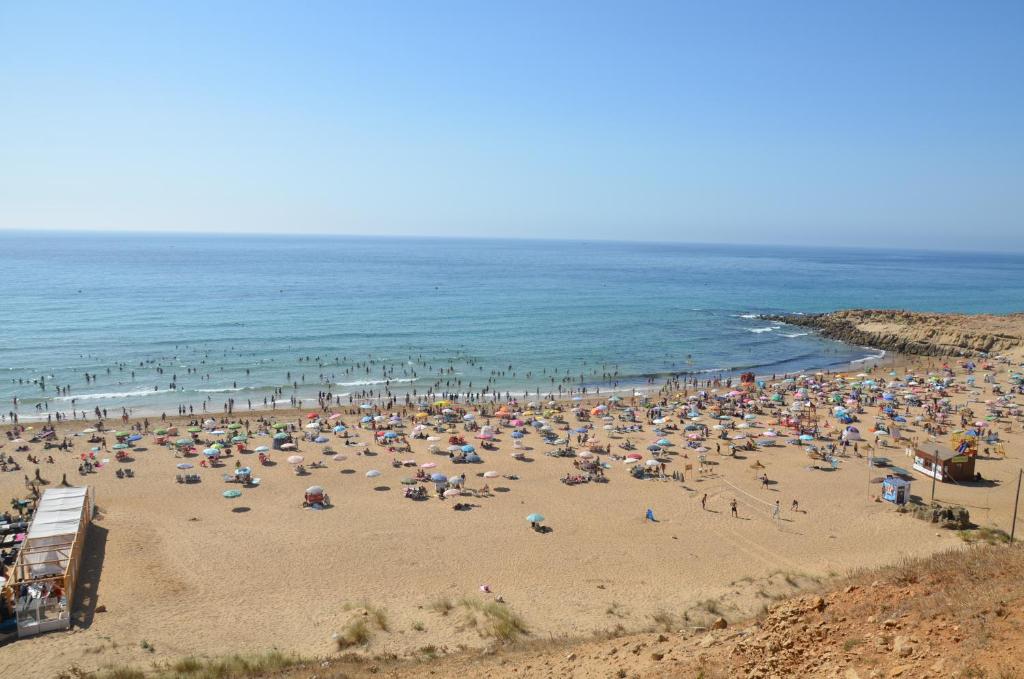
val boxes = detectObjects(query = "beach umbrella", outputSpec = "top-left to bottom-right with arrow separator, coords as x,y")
430,473 -> 447,482
272,423 -> 287,430
526,513 -> 544,523
203,448 -> 220,457
314,435 -> 329,443
384,431 -> 398,439
511,431 -> 524,439
127,434 -> 143,442
645,459 -> 661,467
112,443 -> 129,450
443,488 -> 461,498
211,442 -> 225,449
461,444 -> 475,453
400,477 -> 417,485
333,425 -> 347,433
420,462 -> 437,469
187,427 -> 202,433
647,444 -> 661,452
799,434 -> 814,442
281,442 -> 297,450
273,432 -> 289,440
359,403 -> 374,410
332,454 -> 347,461
477,432 -> 494,440
577,450 -> 594,458
657,438 -> 671,446
360,416 -> 373,423
176,463 -> 193,469
82,427 -> 97,434
626,452 -> 643,460
254,445 -> 270,453
463,414 -> 475,421
510,419 -> 524,426
223,489 -> 242,498
175,438 -> 193,446
227,423 -> 242,430
115,430 -> 130,437
328,413 -> 342,421
231,435 -> 247,443
573,427 -> 589,433
366,469 -> 381,478
483,471 -> 499,478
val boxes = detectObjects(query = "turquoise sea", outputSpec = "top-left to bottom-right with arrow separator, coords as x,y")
2,232 -> 1023,420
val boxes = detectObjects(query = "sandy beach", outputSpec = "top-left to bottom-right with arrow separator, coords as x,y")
2,349 -> 1022,677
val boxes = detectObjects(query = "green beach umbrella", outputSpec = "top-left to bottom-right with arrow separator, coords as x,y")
227,423 -> 242,430
223,489 -> 242,498
272,423 -> 287,430
115,431 -> 130,437
187,426 -> 202,433
175,438 -> 193,446
154,428 -> 168,435
231,435 -> 247,443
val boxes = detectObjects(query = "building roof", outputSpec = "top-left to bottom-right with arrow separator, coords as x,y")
916,442 -> 967,463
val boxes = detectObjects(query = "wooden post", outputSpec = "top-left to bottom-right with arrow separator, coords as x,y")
1012,469 -> 1022,543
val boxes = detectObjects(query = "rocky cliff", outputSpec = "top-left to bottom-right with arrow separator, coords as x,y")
761,309 -> 1024,359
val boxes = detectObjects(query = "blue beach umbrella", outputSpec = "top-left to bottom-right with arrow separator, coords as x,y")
460,444 -> 475,453
573,427 -> 589,433
360,416 -> 373,423
526,513 -> 545,523
647,444 -> 661,452
511,431 -> 524,439
333,425 -> 347,433
799,434 -> 814,442
384,431 -> 398,439
314,435 -> 329,443
430,473 -> 448,483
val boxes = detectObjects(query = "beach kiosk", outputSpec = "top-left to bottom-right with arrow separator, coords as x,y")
881,476 -> 911,505
912,443 -> 976,482
1,486 -> 94,637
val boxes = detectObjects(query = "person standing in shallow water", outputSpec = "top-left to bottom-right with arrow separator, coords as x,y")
730,499 -> 738,517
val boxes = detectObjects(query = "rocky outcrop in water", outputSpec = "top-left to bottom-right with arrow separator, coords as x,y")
761,309 -> 1024,359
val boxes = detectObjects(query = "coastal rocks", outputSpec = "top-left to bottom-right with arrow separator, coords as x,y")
759,309 -> 1024,359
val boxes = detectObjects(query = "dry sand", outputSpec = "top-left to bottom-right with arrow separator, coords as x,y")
1,356 -> 1021,677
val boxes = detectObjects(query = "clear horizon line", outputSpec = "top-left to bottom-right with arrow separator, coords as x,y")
0,225 -> 1020,256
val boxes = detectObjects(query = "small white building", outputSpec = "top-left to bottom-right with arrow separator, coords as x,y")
2,486 -> 94,637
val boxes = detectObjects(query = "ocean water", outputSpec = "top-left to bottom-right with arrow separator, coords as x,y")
2,232 -> 1023,419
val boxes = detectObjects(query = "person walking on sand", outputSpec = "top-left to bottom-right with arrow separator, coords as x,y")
772,499 -> 780,521
645,508 -> 656,522
701,493 -> 707,510
730,499 -> 738,517
791,499 -> 799,512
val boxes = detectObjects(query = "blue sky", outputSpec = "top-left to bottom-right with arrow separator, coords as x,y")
1,1 -> 1021,248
